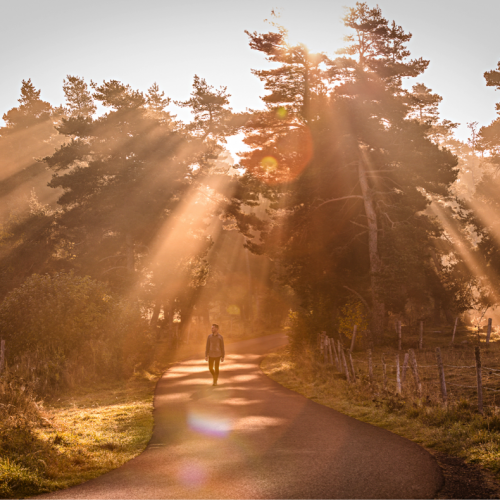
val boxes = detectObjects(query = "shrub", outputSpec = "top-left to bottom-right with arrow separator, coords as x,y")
338,300 -> 369,342
0,374 -> 47,497
0,272 -> 114,360
0,272 -> 152,393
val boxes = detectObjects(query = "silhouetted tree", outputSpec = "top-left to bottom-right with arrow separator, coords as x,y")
0,79 -> 62,210
229,3 -> 458,343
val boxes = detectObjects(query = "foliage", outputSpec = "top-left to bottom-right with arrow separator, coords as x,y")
0,79 -> 62,217
338,301 -> 369,340
0,373 -> 44,498
0,272 -> 114,361
0,272 -> 156,393
228,2 -> 460,343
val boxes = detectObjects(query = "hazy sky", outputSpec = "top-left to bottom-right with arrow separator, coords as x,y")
1,0 -> 499,150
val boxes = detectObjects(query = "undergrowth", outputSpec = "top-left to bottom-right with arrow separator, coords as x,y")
0,372 -> 155,498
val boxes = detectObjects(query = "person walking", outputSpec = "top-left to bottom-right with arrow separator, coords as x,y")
205,323 -> 225,386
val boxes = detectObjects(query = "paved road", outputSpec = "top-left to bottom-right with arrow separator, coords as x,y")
42,333 -> 442,499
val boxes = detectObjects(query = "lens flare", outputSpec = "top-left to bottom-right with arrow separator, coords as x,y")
226,304 -> 241,315
243,125 -> 314,185
187,410 -> 231,438
260,156 -> 278,172
276,107 -> 287,119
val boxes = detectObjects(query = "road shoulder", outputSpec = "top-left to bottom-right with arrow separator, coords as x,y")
261,346 -> 500,500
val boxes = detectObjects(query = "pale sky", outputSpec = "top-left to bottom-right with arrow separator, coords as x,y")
1,0 -> 499,150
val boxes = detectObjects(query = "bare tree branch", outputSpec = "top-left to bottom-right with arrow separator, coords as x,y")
343,286 -> 370,312
314,195 -> 363,211
381,211 -> 396,228
102,266 -> 128,275
350,220 -> 369,229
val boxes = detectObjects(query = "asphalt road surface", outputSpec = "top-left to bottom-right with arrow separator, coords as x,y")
41,333 -> 443,499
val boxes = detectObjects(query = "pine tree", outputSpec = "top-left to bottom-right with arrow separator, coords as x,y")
231,4 -> 458,341
44,80 -> 200,284
177,75 -> 235,142
63,75 -> 96,118
0,79 -> 61,214
146,82 -> 176,128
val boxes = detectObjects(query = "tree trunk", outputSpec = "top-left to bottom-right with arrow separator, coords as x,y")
125,232 -> 135,273
150,300 -> 162,328
358,152 -> 385,340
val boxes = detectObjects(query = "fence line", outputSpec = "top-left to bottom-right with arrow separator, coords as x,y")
318,332 -> 499,413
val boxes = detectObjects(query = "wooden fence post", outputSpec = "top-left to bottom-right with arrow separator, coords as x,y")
382,355 -> 387,391
367,349 -> 374,385
319,332 -> 325,361
0,340 -> 4,375
349,351 -> 357,382
332,339 -> 341,371
401,352 -> 409,386
350,325 -> 357,352
475,346 -> 483,414
340,343 -> 351,383
401,352 -> 409,387
328,338 -> 335,366
435,347 -> 447,404
486,318 -> 493,345
398,321 -> 402,351
409,349 -> 422,397
396,354 -> 401,395
451,317 -> 458,344
419,321 -> 424,350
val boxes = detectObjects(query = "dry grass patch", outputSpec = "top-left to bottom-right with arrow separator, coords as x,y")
1,330 -> 279,498
0,375 -> 155,498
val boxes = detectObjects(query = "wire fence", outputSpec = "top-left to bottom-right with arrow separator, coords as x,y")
318,330 -> 500,414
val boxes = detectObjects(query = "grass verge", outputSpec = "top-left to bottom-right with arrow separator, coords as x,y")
1,329 -> 278,499
262,345 -> 500,497
1,375 -> 155,498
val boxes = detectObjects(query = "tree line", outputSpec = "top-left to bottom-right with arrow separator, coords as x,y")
1,2 -> 500,369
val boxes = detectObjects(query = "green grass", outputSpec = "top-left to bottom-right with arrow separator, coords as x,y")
0,376 -> 155,498
261,341 -> 500,481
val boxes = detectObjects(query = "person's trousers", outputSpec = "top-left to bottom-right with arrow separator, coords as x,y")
209,356 -> 221,383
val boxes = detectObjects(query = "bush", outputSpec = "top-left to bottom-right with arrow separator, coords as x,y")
338,301 -> 369,343
0,272 -> 114,359
0,272 -> 153,393
0,458 -> 44,498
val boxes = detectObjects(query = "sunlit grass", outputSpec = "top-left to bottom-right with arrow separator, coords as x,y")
0,376 -> 155,498
0,329 -> 279,498
262,340 -> 500,480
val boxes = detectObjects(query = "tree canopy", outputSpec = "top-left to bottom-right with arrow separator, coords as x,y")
0,2 -> 498,352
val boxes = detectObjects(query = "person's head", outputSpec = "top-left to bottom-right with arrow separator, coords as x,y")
211,324 -> 219,334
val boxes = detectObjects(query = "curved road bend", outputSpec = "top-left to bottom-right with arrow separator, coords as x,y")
41,333 -> 442,499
